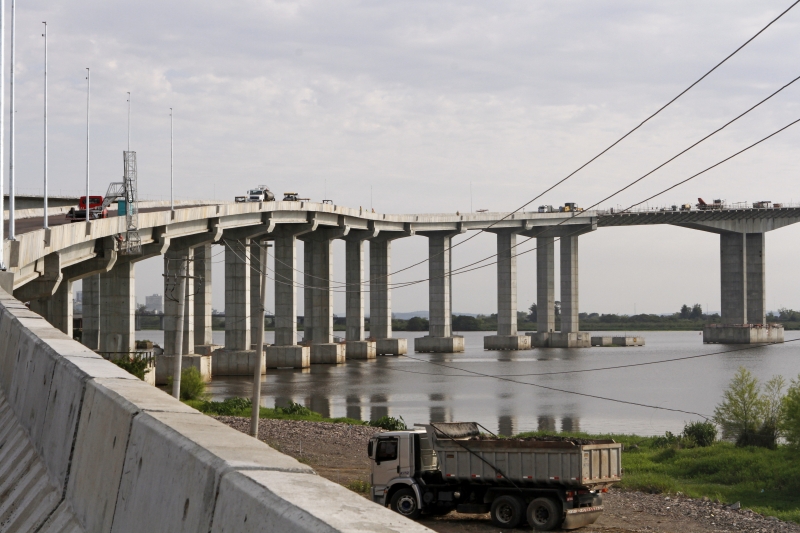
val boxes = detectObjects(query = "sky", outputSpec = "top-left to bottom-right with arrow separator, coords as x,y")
12,0 -> 800,316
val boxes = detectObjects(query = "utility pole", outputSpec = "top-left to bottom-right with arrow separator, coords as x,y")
170,108 -> 174,211
171,256 -> 188,399
8,0 -> 15,242
250,242 -> 269,437
86,68 -> 90,222
43,22 -> 48,228
0,0 -> 5,269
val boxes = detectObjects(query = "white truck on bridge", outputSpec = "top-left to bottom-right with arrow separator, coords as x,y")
370,422 -> 622,531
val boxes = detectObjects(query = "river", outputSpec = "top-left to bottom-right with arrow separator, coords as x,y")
135,329 -> 800,436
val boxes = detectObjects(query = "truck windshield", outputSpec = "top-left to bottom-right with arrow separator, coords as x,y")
249,190 -> 262,195
376,438 -> 398,462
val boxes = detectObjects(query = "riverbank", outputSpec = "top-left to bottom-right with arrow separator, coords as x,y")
214,415 -> 800,533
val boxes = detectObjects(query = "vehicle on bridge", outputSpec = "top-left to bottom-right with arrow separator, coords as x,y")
560,202 -> 583,213
696,198 -> 725,211
235,185 -> 275,203
65,183 -> 126,222
538,205 -> 555,213
370,422 -> 622,531
282,191 -> 310,201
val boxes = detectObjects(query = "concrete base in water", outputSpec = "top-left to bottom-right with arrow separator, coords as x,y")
194,344 -> 223,355
527,331 -> 591,348
591,336 -> 646,347
212,349 -> 267,375
703,324 -> 784,344
346,341 -> 376,360
265,345 -> 310,368
156,354 -> 212,385
483,335 -> 532,350
414,335 -> 465,353
376,338 -> 408,356
310,343 -> 346,364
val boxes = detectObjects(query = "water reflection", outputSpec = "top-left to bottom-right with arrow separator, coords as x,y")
188,330 -> 800,436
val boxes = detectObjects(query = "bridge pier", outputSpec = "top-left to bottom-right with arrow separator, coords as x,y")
194,244 -> 214,349
81,275 -> 101,350
224,238 -> 250,352
302,233 -> 344,364
164,247 -> 194,356
704,231 -> 782,343
415,231 -> 464,353
99,262 -> 135,353
343,233 -> 376,359
484,230 -> 531,350
370,235 -> 409,355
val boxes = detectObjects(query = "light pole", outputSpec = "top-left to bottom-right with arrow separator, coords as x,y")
0,0 -> 5,270
43,22 -> 48,228
8,0 -> 15,242
86,68 -> 90,222
127,92 -> 131,151
170,108 -> 174,210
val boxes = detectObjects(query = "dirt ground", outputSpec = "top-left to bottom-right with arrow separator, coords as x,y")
217,416 -> 799,533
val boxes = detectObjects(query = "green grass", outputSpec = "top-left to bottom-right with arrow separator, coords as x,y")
516,430 -> 800,523
184,397 -> 366,425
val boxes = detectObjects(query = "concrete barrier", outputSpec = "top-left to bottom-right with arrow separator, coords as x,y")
0,288 -> 434,533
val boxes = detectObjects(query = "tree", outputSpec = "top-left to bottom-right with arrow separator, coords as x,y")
690,304 -> 703,319
136,303 -> 149,315
406,316 -> 429,331
761,375 -> 786,448
781,376 -> 800,447
680,304 -> 691,319
452,315 -> 479,331
528,303 -> 537,322
714,367 -> 765,446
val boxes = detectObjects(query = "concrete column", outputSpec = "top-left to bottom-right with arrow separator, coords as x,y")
346,240 -> 365,341
369,239 -> 392,339
194,244 -> 213,346
274,234 -> 297,346
496,231 -> 517,336
50,280 -> 73,337
224,238 -> 250,351
251,242 -> 265,345
720,233 -> 747,325
303,240 -> 314,342
746,233 -> 765,325
165,247 -> 195,355
311,238 -> 333,344
99,263 -> 136,353
559,235 -> 579,333
428,234 -> 452,338
82,274 -> 101,350
537,237 -> 555,333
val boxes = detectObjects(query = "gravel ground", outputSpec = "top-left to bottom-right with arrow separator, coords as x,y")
216,416 -> 800,533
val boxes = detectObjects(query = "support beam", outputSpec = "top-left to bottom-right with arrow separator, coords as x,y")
560,235 -> 579,333
303,240 -> 313,343
194,243 -> 213,346
746,233 -> 765,325
99,262 -> 135,353
311,237 -> 333,344
224,238 -> 250,351
537,236 -> 555,333
495,230 -> 517,336
369,239 -> 392,340
345,239 -> 365,342
274,232 -> 297,346
82,274 -> 100,350
14,252 -> 62,301
427,233 -> 453,338
49,279 -> 72,337
250,241 -> 265,346
165,247 -> 194,355
720,233 -> 746,325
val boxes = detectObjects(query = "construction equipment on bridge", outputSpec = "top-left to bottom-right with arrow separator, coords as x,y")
371,422 -> 621,531
66,182 -> 126,222
696,198 -> 725,211
282,192 -> 310,201
119,151 -> 142,255
753,201 -> 772,209
235,185 -> 275,203
560,202 -> 583,213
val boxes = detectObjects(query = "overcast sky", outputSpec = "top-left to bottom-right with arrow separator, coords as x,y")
14,0 -> 800,316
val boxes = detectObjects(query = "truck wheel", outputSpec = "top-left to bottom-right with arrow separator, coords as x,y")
490,495 -> 525,528
526,497 -> 561,531
390,488 -> 421,520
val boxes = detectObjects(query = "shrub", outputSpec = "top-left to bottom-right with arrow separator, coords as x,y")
683,421 -> 716,447
781,376 -> 800,447
200,397 -> 252,416
111,356 -> 149,380
347,480 -> 371,493
177,367 -> 208,401
276,400 -> 312,416
369,415 -> 407,431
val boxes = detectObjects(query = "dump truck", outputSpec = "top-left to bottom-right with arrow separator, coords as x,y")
369,422 -> 622,531
66,183 -> 126,222
696,198 -> 724,211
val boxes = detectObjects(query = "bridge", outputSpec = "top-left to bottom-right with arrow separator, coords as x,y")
1,199 -> 798,532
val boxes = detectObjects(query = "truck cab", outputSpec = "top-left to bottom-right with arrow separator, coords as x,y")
368,429 -> 435,509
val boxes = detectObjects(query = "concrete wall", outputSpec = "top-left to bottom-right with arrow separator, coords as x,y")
0,288 -> 432,533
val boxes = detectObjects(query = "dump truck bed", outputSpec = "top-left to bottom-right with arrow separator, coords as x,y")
425,423 -> 621,490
